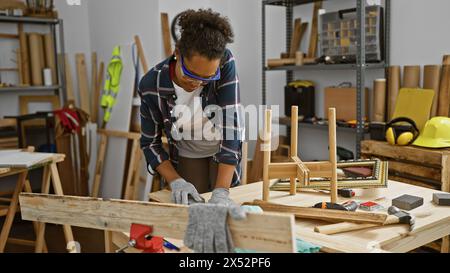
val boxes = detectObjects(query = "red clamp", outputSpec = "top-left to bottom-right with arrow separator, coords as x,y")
130,224 -> 164,253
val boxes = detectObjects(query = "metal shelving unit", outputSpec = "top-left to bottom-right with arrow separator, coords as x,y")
0,15 -> 66,104
262,0 -> 391,158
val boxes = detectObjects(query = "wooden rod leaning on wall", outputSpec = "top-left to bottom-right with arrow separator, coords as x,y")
328,108 -> 338,203
75,53 -> 91,116
372,79 -> 387,122
388,66 -> 401,120
403,65 -> 421,88
18,24 -> 30,85
438,55 -> 450,117
90,52 -> 98,123
92,129 -> 141,198
161,13 -> 172,58
134,35 -> 149,72
62,54 -> 75,104
423,65 -> 441,117
262,109 -> 272,201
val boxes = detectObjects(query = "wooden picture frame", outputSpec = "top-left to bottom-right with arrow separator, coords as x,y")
270,159 -> 388,191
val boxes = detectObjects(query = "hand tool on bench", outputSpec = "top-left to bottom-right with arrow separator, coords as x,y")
313,200 -> 358,212
242,200 -> 387,224
314,206 -> 415,235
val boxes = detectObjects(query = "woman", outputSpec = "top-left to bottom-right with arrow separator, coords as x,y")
139,9 -> 244,206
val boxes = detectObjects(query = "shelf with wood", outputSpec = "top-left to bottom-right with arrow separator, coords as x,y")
264,0 -> 325,6
265,62 -> 386,71
0,85 -> 61,92
278,116 -> 369,134
0,15 -> 59,25
262,0 -> 391,158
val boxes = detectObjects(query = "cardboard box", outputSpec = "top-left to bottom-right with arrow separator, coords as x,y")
324,86 -> 369,121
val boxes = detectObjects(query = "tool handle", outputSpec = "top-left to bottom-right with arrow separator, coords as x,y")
314,222 -> 377,235
383,215 -> 400,225
315,215 -> 401,235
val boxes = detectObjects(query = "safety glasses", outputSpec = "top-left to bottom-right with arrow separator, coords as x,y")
180,55 -> 221,84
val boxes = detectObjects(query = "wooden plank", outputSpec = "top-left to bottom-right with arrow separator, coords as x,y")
97,129 -> 140,140
76,53 -> 91,115
362,140 -> 445,167
18,23 -> 30,85
269,163 -> 297,179
292,156 -> 310,184
93,61 -> 105,123
244,200 -> 387,224
134,35 -> 149,72
263,109 -> 272,201
442,154 -> 450,253
104,231 -> 115,253
388,160 -> 441,182
0,33 -> 19,39
299,23 -> 308,48
92,134 -> 108,197
49,163 -> 76,251
248,136 -> 264,183
328,108 -> 338,203
438,55 -> 450,116
90,52 -> 98,122
34,165 -> 51,253
28,33 -> 44,86
161,13 -> 172,58
442,155 -> 450,193
63,54 -> 75,104
149,189 -> 171,203
389,175 -> 439,190
307,1 -> 322,58
123,139 -> 139,200
290,106 -> 299,193
423,65 -> 441,117
0,171 -> 28,252
19,193 -> 297,253
289,19 -> 302,58
43,33 -> 57,85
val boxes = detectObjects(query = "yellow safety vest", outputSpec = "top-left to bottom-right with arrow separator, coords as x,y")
101,46 -> 123,123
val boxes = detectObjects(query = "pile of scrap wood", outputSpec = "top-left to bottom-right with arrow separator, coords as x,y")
267,1 -> 322,68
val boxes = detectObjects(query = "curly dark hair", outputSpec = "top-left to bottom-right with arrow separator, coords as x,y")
177,9 -> 234,60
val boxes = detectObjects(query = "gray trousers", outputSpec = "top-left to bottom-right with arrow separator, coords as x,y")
177,156 -> 218,194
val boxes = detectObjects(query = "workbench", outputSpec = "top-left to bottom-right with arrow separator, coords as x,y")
108,180 -> 450,253
362,140 -> 450,252
0,152 -> 75,253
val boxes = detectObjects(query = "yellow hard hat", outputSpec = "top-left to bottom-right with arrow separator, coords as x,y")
413,117 -> 450,148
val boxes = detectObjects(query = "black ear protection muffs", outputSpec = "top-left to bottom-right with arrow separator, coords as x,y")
385,117 -> 419,146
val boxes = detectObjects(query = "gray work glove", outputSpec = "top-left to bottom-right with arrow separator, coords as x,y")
209,188 -> 246,222
208,188 -> 236,206
184,203 -> 246,253
170,178 -> 205,205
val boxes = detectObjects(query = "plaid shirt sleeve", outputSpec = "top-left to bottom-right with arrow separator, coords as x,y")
138,71 -> 170,174
213,49 -> 244,166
